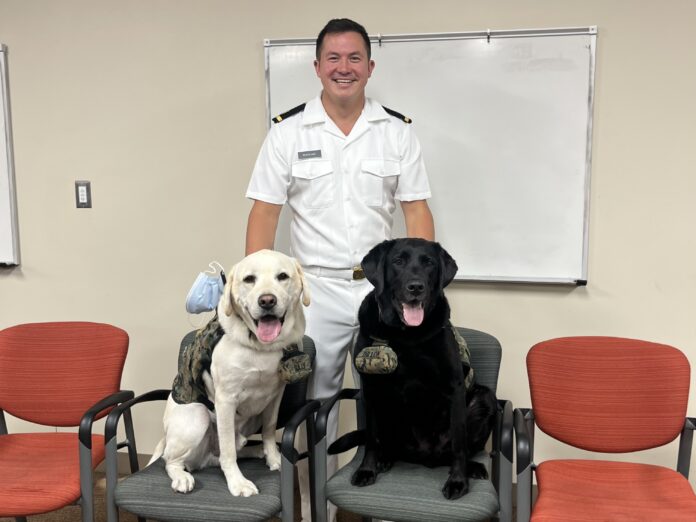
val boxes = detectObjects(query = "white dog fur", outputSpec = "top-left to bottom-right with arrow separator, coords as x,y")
150,249 -> 310,497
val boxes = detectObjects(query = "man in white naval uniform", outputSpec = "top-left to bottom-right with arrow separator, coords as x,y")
245,18 -> 434,521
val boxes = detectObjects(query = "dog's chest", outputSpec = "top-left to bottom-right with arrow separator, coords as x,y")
367,337 -> 460,413
210,341 -> 283,408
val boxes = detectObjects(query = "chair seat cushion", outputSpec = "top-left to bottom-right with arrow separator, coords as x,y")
326,450 -> 499,522
0,432 -> 105,517
115,458 -> 281,522
533,459 -> 696,521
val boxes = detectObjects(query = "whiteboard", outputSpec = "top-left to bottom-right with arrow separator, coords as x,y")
0,44 -> 19,266
264,27 -> 596,284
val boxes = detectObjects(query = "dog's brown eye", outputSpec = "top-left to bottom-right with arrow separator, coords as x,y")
243,275 -> 256,284
277,272 -> 289,281
392,257 -> 404,266
422,257 -> 435,266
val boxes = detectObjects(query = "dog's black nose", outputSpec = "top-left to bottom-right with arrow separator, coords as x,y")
258,294 -> 277,309
406,280 -> 425,295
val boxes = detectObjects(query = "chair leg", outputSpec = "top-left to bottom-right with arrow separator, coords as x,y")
280,453 -> 295,522
307,419 -> 318,522
105,436 -> 120,522
313,435 -> 329,522
79,442 -> 95,522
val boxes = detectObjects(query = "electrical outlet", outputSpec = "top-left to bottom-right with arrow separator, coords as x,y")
75,181 -> 92,208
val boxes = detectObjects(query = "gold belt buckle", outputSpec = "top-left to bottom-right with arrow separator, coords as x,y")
352,266 -> 365,280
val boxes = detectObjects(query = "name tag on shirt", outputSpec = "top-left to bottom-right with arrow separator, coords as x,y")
298,149 -> 322,160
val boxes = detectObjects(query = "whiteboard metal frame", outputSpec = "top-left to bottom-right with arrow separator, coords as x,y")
263,27 -> 597,285
0,44 -> 19,266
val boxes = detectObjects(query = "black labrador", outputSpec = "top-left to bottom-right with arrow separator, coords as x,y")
351,238 -> 497,499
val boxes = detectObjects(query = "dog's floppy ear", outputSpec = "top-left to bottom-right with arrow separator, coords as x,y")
293,259 -> 311,307
220,263 -> 237,316
361,240 -> 395,296
437,242 -> 458,290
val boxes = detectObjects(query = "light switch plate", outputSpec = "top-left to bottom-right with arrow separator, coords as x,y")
75,180 -> 92,208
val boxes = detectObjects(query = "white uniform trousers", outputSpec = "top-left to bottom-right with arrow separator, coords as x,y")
297,271 -> 372,522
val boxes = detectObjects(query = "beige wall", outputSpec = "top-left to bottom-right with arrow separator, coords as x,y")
1,0 -> 695,487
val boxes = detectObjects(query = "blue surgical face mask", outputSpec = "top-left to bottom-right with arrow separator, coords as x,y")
185,261 -> 226,314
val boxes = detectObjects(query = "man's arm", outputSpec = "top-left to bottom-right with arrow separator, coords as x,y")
401,199 -> 435,241
245,200 -> 283,255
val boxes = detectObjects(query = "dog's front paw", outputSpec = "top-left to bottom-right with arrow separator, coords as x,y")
170,471 -> 195,493
265,445 -> 282,471
442,473 -> 468,500
467,461 -> 488,480
228,477 -> 259,497
351,467 -> 378,487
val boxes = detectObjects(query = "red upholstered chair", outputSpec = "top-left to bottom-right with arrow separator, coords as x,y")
0,322 -> 135,522
514,336 -> 696,521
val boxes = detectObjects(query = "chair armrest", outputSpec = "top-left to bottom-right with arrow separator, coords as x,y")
79,390 -> 135,449
104,389 -> 171,442
677,416 -> 696,478
493,399 -> 514,522
514,408 -> 535,474
315,388 -> 361,442
280,399 -> 322,463
514,408 -> 535,522
497,399 -> 514,463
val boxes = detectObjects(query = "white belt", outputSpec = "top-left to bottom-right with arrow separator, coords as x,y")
303,265 -> 366,281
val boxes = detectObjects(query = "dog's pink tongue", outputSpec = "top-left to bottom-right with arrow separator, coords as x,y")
257,317 -> 282,343
402,303 -> 424,326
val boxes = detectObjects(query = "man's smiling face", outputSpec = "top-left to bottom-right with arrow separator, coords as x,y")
314,31 -> 375,107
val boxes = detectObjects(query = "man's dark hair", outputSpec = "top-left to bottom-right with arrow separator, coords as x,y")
316,18 -> 371,59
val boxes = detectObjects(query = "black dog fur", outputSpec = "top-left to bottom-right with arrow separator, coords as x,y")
351,238 -> 497,499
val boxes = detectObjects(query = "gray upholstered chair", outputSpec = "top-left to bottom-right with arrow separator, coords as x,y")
104,330 -> 319,522
313,327 -> 513,522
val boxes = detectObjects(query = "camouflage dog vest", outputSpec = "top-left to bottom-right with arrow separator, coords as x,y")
355,323 -> 474,390
171,314 -> 312,410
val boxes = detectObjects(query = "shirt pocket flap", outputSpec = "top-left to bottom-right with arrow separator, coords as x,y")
361,159 -> 401,177
291,160 -> 334,180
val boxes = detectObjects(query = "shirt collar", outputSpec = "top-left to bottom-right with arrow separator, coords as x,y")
301,95 -> 328,125
301,95 -> 390,126
363,98 -> 391,122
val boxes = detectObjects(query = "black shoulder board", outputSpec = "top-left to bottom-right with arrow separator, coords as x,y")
272,103 -> 306,124
382,106 -> 412,124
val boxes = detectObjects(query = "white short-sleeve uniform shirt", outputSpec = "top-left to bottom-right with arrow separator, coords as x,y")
246,96 -> 431,269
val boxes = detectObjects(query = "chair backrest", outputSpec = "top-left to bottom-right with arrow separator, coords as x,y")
0,321 -> 129,426
527,336 -> 690,453
178,331 -> 315,428
456,327 -> 502,394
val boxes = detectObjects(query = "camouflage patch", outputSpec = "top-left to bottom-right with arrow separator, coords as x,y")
355,344 -> 399,374
171,314 -> 224,409
279,344 -> 312,383
452,326 -> 474,390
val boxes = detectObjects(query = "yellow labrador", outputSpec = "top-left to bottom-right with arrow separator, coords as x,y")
150,250 -> 310,497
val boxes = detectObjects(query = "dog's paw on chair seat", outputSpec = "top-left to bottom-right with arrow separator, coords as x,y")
355,345 -> 399,374
278,348 -> 312,383
351,467 -> 379,487
442,473 -> 468,500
